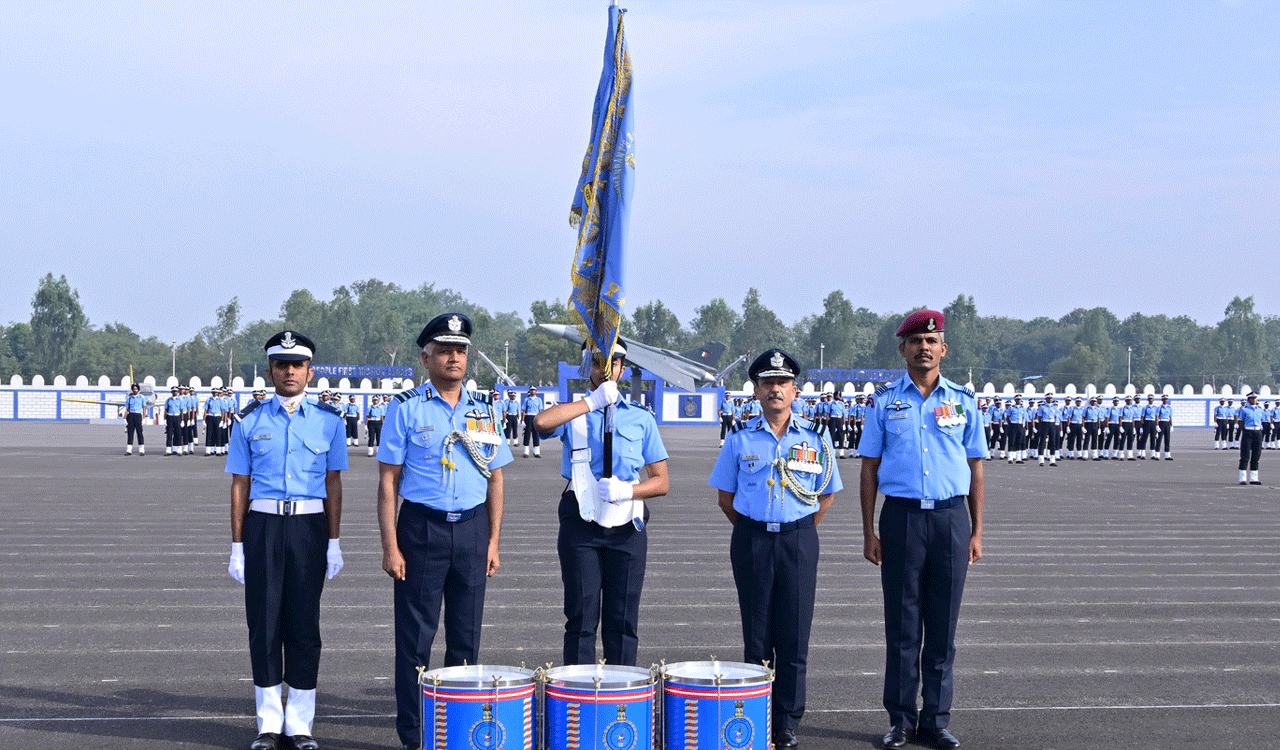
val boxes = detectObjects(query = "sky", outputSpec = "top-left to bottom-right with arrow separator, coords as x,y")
2,0 -> 1277,343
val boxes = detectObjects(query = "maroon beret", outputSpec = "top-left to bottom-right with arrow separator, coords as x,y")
895,309 -> 945,337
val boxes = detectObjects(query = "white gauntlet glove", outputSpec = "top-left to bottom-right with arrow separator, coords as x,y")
584,381 -> 619,411
595,476 -> 634,505
228,542 -> 245,584
326,538 -> 344,580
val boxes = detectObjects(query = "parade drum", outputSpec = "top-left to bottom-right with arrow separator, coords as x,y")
543,664 -> 657,750
420,665 -> 536,750
659,661 -> 773,750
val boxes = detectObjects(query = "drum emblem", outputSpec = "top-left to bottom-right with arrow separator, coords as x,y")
721,700 -> 754,749
604,704 -> 637,750
470,703 -> 506,750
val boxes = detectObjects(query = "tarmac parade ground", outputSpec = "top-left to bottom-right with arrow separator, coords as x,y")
0,422 -> 1277,749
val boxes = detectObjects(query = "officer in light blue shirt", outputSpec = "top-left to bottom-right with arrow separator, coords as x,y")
1224,399 -> 1240,448
710,347 -> 842,749
164,386 -> 184,455
859,309 -> 984,750
500,390 -> 521,447
719,393 -> 738,446
1084,397 -> 1104,460
828,393 -> 849,458
535,339 -> 669,667
363,394 -> 386,457
204,388 -> 224,456
521,386 -> 546,457
1154,394 -> 1175,460
119,383 -> 146,455
1004,395 -> 1028,463
1120,396 -> 1142,459
1237,392 -> 1265,484
225,330 -> 347,750
376,313 -> 513,749
1034,394 -> 1062,466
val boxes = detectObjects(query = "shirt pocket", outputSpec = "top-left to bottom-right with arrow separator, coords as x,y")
738,458 -> 769,491
410,431 -> 439,464
303,438 -> 330,474
615,425 -> 645,465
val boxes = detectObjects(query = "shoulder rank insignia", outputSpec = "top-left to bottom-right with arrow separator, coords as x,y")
874,384 -> 890,397
394,387 -> 418,403
318,400 -> 343,416
237,401 -> 261,420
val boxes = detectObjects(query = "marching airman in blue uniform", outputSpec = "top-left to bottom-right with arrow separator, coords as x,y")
534,340 -> 669,667
376,313 -> 513,750
226,330 -> 347,750
828,392 -> 849,458
124,383 -> 148,456
205,388 -> 225,456
1237,393 -> 1265,484
720,392 -> 738,446
710,347 -> 843,749
364,395 -> 386,457
860,310 -> 985,750
1003,395 -> 1027,464
521,386 -> 546,457
1034,394 -> 1061,466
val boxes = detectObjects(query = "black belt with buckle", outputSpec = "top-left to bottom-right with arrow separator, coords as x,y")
737,514 -> 815,533
409,503 -> 480,523
886,495 -> 967,510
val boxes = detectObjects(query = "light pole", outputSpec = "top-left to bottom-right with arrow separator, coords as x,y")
1127,346 -> 1132,388
820,343 -> 825,369
504,340 -> 509,373
171,339 -> 176,380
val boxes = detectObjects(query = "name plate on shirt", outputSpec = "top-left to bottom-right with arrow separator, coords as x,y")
253,433 -> 273,441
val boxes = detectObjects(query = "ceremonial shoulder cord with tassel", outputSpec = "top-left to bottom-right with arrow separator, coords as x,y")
440,401 -> 501,480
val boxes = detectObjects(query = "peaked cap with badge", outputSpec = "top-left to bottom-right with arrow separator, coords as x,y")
264,330 -> 315,362
895,309 -> 945,337
417,313 -> 471,348
749,348 -> 800,381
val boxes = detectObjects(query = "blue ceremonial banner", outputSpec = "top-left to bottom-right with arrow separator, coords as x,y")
569,3 -> 634,369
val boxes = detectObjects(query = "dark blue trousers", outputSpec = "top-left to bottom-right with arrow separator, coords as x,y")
730,516 -> 819,733
557,492 -> 647,666
393,502 -> 489,748
879,499 -> 970,731
243,510 -> 328,690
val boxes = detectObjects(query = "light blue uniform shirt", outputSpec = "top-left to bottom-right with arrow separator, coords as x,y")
720,399 -> 736,418
206,397 -> 224,416
851,403 -> 866,421
709,415 -> 844,523
1158,404 -> 1173,420
125,394 -> 148,413
547,397 -> 668,482
225,398 -> 348,500
1141,403 -> 1159,420
522,395 -> 545,416
504,398 -> 521,416
1004,404 -> 1027,424
1225,405 -> 1238,420
791,399 -> 804,416
1035,403 -> 1061,424
344,401 -> 361,418
1085,405 -> 1103,421
1122,404 -> 1141,422
1070,405 -> 1086,423
378,386 -> 513,511
165,396 -> 184,416
366,402 -> 387,420
859,376 -> 986,502
1239,403 -> 1265,430
829,399 -> 847,419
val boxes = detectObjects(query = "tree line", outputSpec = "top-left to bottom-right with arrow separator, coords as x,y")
3,273 -> 1277,391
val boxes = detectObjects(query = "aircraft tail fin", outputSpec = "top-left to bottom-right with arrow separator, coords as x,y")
680,341 -> 726,368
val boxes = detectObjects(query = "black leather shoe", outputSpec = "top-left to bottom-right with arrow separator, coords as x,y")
773,728 -> 799,748
289,735 -> 319,750
249,734 -> 280,750
919,727 -> 961,749
881,725 -> 912,748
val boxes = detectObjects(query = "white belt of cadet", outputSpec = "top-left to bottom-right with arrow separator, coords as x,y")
569,413 -> 641,529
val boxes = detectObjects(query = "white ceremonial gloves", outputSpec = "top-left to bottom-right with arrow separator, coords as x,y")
326,538 -> 344,579
584,380 -> 620,412
228,542 -> 245,584
596,476 -> 634,505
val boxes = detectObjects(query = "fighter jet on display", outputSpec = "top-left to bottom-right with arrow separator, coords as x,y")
61,381 -> 158,415
537,323 -> 746,392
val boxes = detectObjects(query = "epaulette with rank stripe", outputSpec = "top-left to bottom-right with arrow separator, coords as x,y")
394,387 -> 419,403
874,383 -> 890,397
317,400 -> 343,416
473,391 -> 491,404
962,386 -> 976,398
729,421 -> 746,433
237,400 -> 261,420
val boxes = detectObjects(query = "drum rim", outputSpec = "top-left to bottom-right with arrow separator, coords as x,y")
543,663 -> 655,689
418,664 -> 536,688
659,660 -> 772,686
